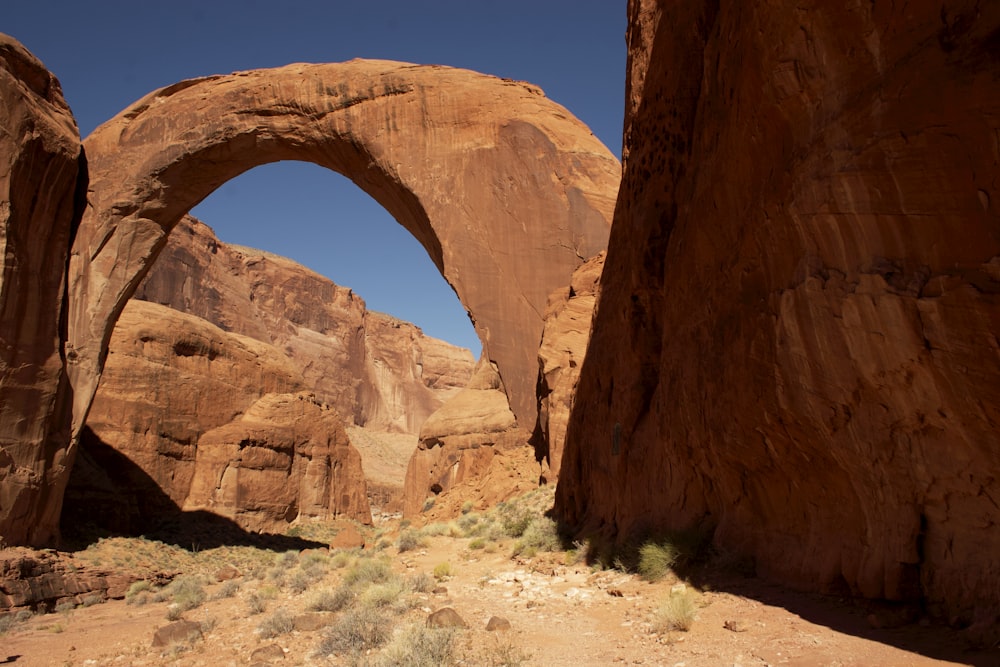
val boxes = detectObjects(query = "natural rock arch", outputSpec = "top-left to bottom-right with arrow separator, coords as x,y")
67,59 -> 619,481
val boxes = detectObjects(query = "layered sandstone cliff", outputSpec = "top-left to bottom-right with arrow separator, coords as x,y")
558,0 -> 1000,634
133,215 -> 474,433
0,35 -> 84,546
75,217 -> 474,530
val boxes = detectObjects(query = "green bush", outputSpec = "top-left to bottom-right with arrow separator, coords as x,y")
637,542 -> 678,582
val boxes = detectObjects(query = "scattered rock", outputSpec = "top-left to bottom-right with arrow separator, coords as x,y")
293,611 -> 335,632
249,643 -> 286,662
431,586 -> 449,596
486,615 -> 512,631
151,620 -> 202,648
427,607 -> 467,628
330,523 -> 366,550
723,619 -> 748,633
215,565 -> 241,581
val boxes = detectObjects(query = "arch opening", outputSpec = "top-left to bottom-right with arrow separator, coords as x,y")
66,59 -> 620,500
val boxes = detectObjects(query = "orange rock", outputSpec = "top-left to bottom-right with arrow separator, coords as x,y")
558,0 -> 1000,629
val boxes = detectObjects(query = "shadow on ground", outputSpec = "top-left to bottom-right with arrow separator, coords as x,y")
558,515 -> 1000,667
60,427 -> 325,553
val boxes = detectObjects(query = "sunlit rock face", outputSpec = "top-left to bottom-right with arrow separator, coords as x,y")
557,0 -> 1000,633
401,358 -> 528,517
74,216 -> 474,532
0,34 -> 84,546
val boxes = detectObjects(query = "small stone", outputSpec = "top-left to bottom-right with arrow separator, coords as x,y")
293,611 -> 335,632
151,620 -> 202,648
215,564 -> 241,581
723,619 -> 747,632
427,607 -> 467,628
486,616 -> 512,631
250,643 -> 286,662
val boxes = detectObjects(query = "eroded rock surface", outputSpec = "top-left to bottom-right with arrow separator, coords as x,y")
0,35 -> 84,546
68,58 -> 620,462
186,392 -> 372,532
402,360 -> 529,516
558,0 -> 1000,631
533,252 -> 605,480
133,215 -> 474,433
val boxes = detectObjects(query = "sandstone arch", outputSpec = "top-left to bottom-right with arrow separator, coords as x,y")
60,60 -> 618,536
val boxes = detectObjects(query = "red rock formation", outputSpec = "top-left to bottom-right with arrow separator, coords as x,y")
0,35 -> 84,546
558,0 -> 1000,632
133,215 -> 473,432
0,548 -> 141,613
185,392 -> 372,532
71,298 -> 305,528
402,359 -> 529,516
67,59 -> 620,471
533,252 -> 605,479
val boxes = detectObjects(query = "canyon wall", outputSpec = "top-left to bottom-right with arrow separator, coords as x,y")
557,0 -> 1000,632
0,35 -> 84,546
74,217 -> 473,531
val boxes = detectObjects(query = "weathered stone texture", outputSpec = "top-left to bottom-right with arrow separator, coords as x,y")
0,35 -> 84,546
185,392 -> 372,532
402,359 -> 528,516
67,59 -> 620,466
558,0 -> 1000,631
533,252 -> 604,479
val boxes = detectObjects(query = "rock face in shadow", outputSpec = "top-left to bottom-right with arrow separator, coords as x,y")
0,35 -> 84,546
402,359 -> 528,516
557,0 -> 1000,631
186,392 -> 372,532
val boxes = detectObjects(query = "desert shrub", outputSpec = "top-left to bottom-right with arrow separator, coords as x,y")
512,516 -> 561,557
397,528 -> 424,553
637,541 -> 679,582
422,497 -> 436,512
245,591 -> 267,616
432,563 -> 453,581
468,537 -> 486,550
498,503 -> 533,538
376,623 -> 456,666
81,594 -> 103,607
652,588 -> 697,633
421,522 -> 450,537
161,575 -> 207,611
257,607 -> 295,639
277,550 -> 299,568
0,610 -> 32,635
359,579 -> 405,609
213,580 -> 241,599
456,513 -> 480,535
330,550 -> 353,569
125,580 -> 153,604
55,599 -> 76,614
316,606 -> 392,655
344,557 -> 393,586
407,571 -> 433,593
461,500 -> 475,515
307,584 -> 355,612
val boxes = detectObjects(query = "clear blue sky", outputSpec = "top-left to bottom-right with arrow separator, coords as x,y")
6,1 -> 625,355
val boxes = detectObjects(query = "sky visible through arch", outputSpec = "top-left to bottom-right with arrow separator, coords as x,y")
6,1 -> 625,355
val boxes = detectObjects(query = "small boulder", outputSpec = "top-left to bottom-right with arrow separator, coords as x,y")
152,620 -> 202,647
486,616 -> 511,631
250,643 -> 286,662
215,564 -> 241,581
427,607 -> 467,628
330,523 -> 366,550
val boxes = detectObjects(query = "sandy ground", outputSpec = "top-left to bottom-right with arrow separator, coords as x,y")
2,531 -> 996,667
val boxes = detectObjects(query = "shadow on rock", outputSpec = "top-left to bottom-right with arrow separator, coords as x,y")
61,427 -> 325,553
